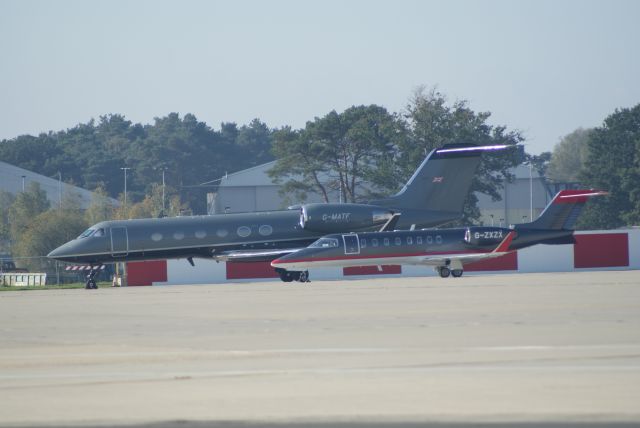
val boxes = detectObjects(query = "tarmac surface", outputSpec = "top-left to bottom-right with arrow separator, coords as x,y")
1,271 -> 639,428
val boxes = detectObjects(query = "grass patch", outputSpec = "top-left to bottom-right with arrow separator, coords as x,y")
0,281 -> 113,291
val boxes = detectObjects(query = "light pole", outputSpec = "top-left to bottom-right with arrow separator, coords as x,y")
121,167 -> 131,212
529,162 -> 533,221
161,168 -> 166,212
57,172 -> 62,209
21,175 -> 26,192
490,214 -> 494,227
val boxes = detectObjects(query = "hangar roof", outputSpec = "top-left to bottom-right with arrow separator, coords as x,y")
0,160 -> 118,209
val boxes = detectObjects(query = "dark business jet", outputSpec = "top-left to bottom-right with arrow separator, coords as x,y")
48,143 -> 508,286
271,190 -> 606,280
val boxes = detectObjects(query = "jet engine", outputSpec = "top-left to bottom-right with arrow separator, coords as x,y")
464,227 -> 511,247
298,203 -> 395,233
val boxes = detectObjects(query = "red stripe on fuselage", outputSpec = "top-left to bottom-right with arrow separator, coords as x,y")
272,248 -> 488,265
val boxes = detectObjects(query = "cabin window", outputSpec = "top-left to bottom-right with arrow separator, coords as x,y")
173,232 -> 185,240
407,236 -> 413,245
258,225 -> 273,236
94,228 -> 105,237
195,230 -> 207,239
372,238 -> 378,247
216,229 -> 228,238
395,237 -> 402,246
360,238 -> 367,248
436,235 -> 443,244
151,233 -> 163,242
383,238 -> 389,246
416,236 -> 422,245
427,236 -> 433,244
237,226 -> 251,237
310,237 -> 339,248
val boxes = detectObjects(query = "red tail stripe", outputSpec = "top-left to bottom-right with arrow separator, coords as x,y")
553,189 -> 607,204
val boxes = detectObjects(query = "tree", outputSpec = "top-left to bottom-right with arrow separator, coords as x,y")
13,208 -> 87,272
398,87 -> 524,223
236,119 -> 275,167
0,191 -> 16,252
526,151 -> 552,178
85,184 -> 116,225
113,184 -> 187,220
578,104 -> 640,229
8,182 -> 50,246
269,105 -> 404,203
547,128 -> 592,182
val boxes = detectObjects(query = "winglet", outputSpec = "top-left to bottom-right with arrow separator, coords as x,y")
492,231 -> 516,253
379,213 -> 401,232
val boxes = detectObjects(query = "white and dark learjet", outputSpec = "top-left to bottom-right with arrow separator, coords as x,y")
271,190 -> 607,280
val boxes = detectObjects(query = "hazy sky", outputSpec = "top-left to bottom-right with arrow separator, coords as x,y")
1,0 -> 639,154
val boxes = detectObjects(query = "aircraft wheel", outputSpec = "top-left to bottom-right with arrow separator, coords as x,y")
438,267 -> 451,278
451,269 -> 463,278
280,272 -> 294,282
298,270 -> 309,283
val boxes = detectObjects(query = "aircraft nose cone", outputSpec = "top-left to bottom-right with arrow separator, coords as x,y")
47,242 -> 75,261
47,246 -> 64,259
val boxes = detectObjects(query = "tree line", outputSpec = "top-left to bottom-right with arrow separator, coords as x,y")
0,114 -> 275,214
545,104 -> 640,229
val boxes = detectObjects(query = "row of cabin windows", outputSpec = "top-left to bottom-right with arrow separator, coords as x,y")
149,224 -> 275,242
79,225 -> 274,241
359,235 -> 442,248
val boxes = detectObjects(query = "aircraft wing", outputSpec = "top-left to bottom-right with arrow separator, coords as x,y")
412,250 -> 511,267
214,248 -> 302,263
412,231 -> 516,268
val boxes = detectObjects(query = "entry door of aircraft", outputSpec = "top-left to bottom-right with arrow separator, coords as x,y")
110,227 -> 129,257
343,234 -> 360,255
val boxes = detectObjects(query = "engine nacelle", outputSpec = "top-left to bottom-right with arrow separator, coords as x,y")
464,227 -> 511,247
299,203 -> 394,233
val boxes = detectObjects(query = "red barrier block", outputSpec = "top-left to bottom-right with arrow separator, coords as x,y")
226,261 -> 280,279
343,265 -> 402,276
574,233 -> 629,268
127,260 -> 167,286
465,251 -> 518,272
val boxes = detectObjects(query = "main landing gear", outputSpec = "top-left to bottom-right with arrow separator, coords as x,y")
436,266 -> 464,278
275,268 -> 310,283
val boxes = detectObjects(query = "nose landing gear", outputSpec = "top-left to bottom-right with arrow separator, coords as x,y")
85,267 -> 101,289
275,268 -> 310,283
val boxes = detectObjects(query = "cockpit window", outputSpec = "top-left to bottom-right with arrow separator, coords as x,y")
78,228 -> 105,239
310,237 -> 339,248
78,228 -> 96,239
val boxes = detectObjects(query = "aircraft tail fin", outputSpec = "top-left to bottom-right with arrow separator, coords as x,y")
372,144 -> 509,214
516,190 -> 607,231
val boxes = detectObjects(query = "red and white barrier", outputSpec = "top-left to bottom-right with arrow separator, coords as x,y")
127,229 -> 640,286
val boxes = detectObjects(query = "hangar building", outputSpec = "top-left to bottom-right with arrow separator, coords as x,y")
211,161 -> 555,227
0,160 -> 117,209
